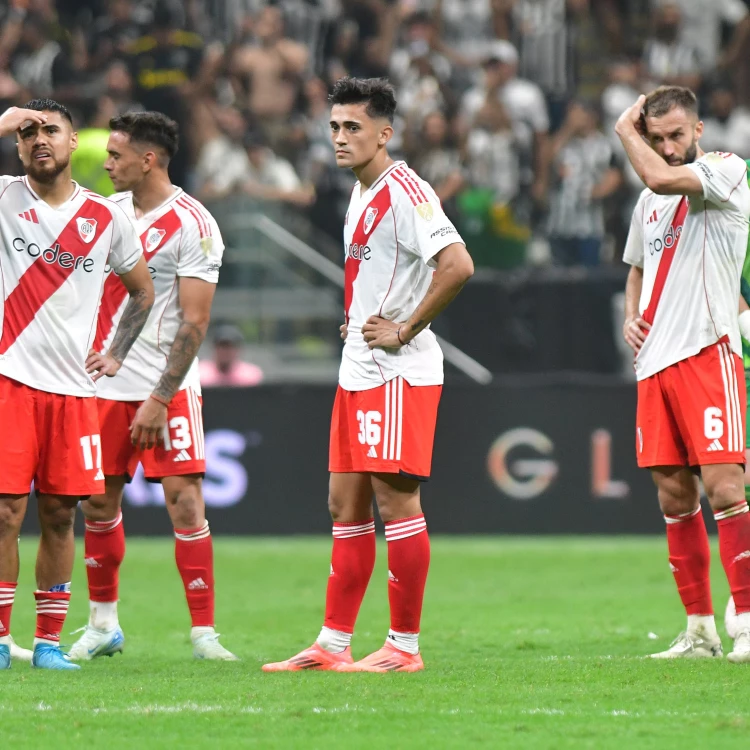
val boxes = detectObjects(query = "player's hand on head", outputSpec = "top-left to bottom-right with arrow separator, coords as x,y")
0,106 -> 47,136
615,95 -> 646,136
623,316 -> 651,353
130,397 -> 168,450
361,315 -> 405,350
86,349 -> 122,381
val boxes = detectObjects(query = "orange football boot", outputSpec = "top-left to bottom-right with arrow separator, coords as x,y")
340,641 -> 424,673
262,642 -> 353,672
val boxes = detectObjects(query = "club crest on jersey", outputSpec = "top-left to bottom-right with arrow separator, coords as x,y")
77,218 -> 97,243
363,207 -> 378,235
145,228 -> 167,254
416,203 -> 433,221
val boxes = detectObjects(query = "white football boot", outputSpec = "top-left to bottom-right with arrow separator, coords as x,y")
650,629 -> 723,659
68,625 -> 125,661
8,636 -> 33,662
191,627 -> 238,661
725,596 -> 739,640
727,629 -> 750,663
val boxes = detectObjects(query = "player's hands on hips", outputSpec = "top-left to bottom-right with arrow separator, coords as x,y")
0,106 -> 46,136
623,316 -> 650,354
86,349 -> 121,381
362,316 -> 406,349
340,323 -> 348,341
615,94 -> 646,136
130,397 -> 167,450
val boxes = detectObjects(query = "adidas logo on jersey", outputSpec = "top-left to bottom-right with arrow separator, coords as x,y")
188,578 -> 209,590
18,209 -> 39,223
707,439 -> 724,452
84,557 -> 101,568
174,449 -> 192,462
94,469 -> 104,480
367,446 -> 378,458
647,209 -> 658,224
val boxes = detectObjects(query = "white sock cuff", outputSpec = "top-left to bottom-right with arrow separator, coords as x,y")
175,521 -> 210,542
385,515 -> 427,542
664,506 -> 702,524
332,520 -> 375,539
86,512 -> 123,533
714,502 -> 749,522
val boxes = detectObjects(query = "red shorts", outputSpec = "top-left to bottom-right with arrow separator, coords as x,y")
98,387 -> 206,481
329,377 -> 442,480
0,374 -> 103,496
636,338 -> 747,468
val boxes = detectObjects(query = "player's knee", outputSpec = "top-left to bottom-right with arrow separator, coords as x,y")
38,503 -> 76,535
166,485 -> 205,529
706,478 -> 745,512
327,493 -> 346,522
0,500 -> 25,536
656,483 -> 698,517
81,494 -> 119,522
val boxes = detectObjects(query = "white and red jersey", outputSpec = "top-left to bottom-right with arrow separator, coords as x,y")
340,161 -> 464,391
0,177 -> 142,397
95,188 -> 224,402
623,152 -> 750,381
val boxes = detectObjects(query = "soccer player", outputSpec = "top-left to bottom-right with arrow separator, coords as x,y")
263,77 -> 474,673
0,100 -> 154,670
67,112 -> 236,662
619,86 -> 750,663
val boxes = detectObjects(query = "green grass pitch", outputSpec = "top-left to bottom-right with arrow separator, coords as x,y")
3,536 -> 749,749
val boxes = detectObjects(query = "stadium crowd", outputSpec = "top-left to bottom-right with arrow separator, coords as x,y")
1,0 -> 750,268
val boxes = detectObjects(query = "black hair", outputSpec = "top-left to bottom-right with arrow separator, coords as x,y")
328,77 -> 397,123
23,98 -> 73,126
109,111 -> 179,160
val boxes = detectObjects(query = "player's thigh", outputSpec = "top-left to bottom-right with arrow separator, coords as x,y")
650,466 -> 701,516
372,472 -> 422,523
0,375 -> 38,495
673,339 -> 746,467
635,373 -> 687,468
328,472 -> 373,522
142,388 -> 206,480
37,393 -> 104,496
81,475 -> 126,520
97,397 -> 140,479
161,473 -> 205,529
0,494 -> 28,536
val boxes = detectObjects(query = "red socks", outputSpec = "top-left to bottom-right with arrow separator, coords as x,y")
324,519 -> 376,633
175,522 -> 215,627
715,501 -> 750,614
664,506 -> 713,615
385,514 -> 430,633
0,582 -> 16,638
34,591 -> 71,642
84,513 -> 125,603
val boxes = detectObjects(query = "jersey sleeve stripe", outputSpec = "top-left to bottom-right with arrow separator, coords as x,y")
401,167 -> 429,203
391,171 -> 418,205
178,195 -> 211,237
176,197 -> 208,238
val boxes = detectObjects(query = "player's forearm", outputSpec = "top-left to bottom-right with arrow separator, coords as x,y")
107,289 -> 153,364
624,265 -> 643,322
401,248 -> 474,343
152,319 -> 209,403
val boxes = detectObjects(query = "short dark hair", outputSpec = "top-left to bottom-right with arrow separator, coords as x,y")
643,86 -> 698,119
23,98 -> 73,126
329,77 -> 397,123
109,111 -> 179,160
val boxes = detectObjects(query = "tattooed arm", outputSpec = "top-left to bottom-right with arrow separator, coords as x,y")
129,277 -> 216,449
86,256 -> 154,380
361,243 -> 474,349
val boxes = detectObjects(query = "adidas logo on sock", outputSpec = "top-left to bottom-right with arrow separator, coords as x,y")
188,577 -> 209,590
174,449 -> 192,462
84,557 -> 101,568
388,569 -> 398,583
732,550 -> 750,564
0,619 -> 4,632
367,446 -> 377,458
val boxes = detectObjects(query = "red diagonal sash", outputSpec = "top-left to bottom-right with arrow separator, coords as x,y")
0,199 -> 113,355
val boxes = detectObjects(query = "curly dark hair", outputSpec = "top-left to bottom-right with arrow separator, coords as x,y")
329,77 -> 397,123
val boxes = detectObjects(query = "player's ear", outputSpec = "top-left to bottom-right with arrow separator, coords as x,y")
379,124 -> 393,147
70,130 -> 78,152
143,150 -> 156,173
694,119 -> 704,140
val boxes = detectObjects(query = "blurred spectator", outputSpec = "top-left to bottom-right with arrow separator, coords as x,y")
699,80 -> 750,158
460,41 -> 549,207
601,56 -> 642,149
86,0 -> 145,71
642,2 -> 701,92
547,100 -> 622,266
199,324 -> 264,387
89,61 -> 144,128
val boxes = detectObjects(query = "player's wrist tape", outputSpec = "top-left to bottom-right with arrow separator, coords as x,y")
150,394 -> 171,407
740,310 -> 750,342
